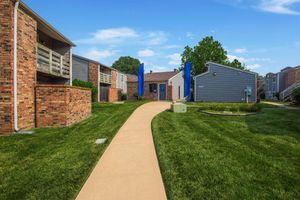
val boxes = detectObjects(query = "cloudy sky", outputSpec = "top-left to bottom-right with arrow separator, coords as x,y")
24,0 -> 300,75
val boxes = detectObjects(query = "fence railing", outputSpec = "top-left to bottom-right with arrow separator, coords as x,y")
100,72 -> 112,84
37,43 -> 70,79
280,80 -> 300,101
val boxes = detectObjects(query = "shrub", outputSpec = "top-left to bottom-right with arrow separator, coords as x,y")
121,92 -> 128,101
132,92 -> 144,100
72,79 -> 98,102
292,87 -> 300,105
197,103 -> 261,113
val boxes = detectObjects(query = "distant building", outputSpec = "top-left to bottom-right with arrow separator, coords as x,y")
264,65 -> 300,100
127,71 -> 184,101
72,55 -> 126,102
264,73 -> 278,100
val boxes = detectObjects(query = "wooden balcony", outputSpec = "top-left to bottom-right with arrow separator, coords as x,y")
100,72 -> 112,84
37,43 -> 70,79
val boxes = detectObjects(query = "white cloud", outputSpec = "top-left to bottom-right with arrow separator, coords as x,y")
77,28 -> 168,46
234,48 -> 248,54
84,49 -> 117,61
228,54 -> 271,63
145,31 -> 168,45
138,49 -> 155,57
259,0 -> 300,15
167,53 -> 182,65
228,54 -> 246,62
151,66 -> 168,72
161,45 -> 181,49
186,32 -> 194,39
77,27 -> 138,44
247,64 -> 262,70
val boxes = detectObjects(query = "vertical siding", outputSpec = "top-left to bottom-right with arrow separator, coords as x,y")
195,64 -> 257,103
264,73 -> 278,99
168,71 -> 184,100
72,56 -> 89,81
116,72 -> 127,93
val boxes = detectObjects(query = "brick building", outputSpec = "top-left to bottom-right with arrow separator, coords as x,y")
127,71 -> 184,101
0,0 -> 91,134
72,54 -> 127,102
264,65 -> 300,101
286,66 -> 300,88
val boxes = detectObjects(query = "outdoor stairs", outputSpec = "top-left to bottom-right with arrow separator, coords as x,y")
280,80 -> 300,101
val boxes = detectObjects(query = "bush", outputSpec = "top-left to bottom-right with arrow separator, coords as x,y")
121,92 -> 128,101
292,87 -> 300,105
260,93 -> 266,100
132,92 -> 144,100
196,103 -> 261,113
72,79 -> 98,102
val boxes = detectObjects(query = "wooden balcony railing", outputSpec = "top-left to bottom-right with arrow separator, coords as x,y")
100,72 -> 112,84
37,43 -> 70,79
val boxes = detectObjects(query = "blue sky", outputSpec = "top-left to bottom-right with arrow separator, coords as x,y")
23,0 -> 300,75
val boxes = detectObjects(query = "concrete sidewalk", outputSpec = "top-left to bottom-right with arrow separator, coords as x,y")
76,101 -> 170,200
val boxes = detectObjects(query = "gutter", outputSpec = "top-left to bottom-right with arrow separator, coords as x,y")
13,0 -> 20,132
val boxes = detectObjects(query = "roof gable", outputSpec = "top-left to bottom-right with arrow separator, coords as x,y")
127,71 -> 179,82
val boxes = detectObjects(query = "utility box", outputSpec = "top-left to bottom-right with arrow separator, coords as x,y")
171,103 -> 187,113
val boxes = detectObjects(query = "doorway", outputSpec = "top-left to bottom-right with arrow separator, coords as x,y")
159,84 -> 166,100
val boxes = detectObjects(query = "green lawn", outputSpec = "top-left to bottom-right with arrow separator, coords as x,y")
0,101 -> 144,200
152,103 -> 300,200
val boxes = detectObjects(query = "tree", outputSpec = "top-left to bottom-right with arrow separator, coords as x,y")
112,56 -> 141,75
181,36 -> 245,75
225,59 -> 246,70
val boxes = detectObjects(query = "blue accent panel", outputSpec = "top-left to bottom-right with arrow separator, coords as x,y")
138,63 -> 144,96
184,61 -> 192,101
159,84 -> 166,100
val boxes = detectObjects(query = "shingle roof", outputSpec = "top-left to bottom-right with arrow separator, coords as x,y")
127,71 -> 179,82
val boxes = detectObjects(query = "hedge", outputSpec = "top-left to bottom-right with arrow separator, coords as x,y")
72,79 -> 98,102
196,103 -> 261,113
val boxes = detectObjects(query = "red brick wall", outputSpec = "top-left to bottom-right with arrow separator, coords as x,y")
88,62 -> 99,101
286,68 -> 300,88
167,85 -> 172,100
0,0 -> 14,134
35,85 -> 91,128
127,81 -> 172,101
111,70 -> 117,88
127,82 -> 138,100
108,88 -> 120,102
17,8 -> 37,130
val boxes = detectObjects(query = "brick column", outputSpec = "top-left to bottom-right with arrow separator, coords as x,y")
16,8 -> 37,130
0,0 -> 14,134
88,62 -> 99,101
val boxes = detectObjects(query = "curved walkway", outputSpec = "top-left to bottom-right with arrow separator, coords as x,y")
76,101 -> 171,200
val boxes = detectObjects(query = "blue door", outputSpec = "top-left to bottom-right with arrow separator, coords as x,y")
159,84 -> 166,100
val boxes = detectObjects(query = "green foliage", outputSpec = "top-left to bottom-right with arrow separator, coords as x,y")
292,87 -> 300,105
132,92 -> 144,100
112,56 -> 141,75
193,102 -> 261,112
72,79 -> 98,102
225,59 -> 246,70
121,92 -> 128,101
181,36 -> 246,75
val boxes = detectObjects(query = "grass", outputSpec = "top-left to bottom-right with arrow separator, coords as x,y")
188,102 -> 262,112
152,103 -> 300,200
0,101 -> 145,200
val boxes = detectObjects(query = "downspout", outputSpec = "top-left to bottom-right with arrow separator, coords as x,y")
69,47 -> 73,86
13,0 -> 20,132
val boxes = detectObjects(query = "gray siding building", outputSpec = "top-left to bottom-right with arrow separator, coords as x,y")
264,72 -> 278,100
194,62 -> 257,103
72,55 -> 89,81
